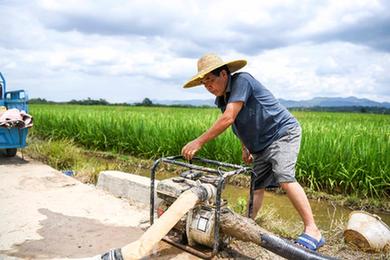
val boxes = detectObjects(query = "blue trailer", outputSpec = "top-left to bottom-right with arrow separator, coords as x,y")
0,72 -> 29,157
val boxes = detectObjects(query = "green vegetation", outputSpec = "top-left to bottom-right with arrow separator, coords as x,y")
28,97 -> 390,113
290,106 -> 390,114
24,136 -> 154,184
29,104 -> 389,199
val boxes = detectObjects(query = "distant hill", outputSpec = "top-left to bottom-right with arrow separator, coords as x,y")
279,96 -> 390,108
153,96 -> 390,108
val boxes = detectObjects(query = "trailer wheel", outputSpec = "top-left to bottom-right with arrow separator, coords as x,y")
5,148 -> 17,157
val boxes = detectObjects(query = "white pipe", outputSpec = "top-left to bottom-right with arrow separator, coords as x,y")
121,184 -> 215,259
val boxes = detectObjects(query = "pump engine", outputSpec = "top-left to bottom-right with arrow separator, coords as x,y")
156,170 -> 229,249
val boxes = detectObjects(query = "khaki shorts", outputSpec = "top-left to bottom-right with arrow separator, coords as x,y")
252,125 -> 301,190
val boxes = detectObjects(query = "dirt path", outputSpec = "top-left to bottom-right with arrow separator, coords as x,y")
0,155 -> 197,260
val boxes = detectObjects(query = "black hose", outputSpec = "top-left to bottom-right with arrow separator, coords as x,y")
260,233 -> 337,260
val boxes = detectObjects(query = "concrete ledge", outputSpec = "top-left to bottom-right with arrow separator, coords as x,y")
97,171 -> 160,205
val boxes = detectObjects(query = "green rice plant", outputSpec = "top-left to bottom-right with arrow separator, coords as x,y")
29,104 -> 390,199
294,111 -> 389,198
230,197 -> 248,215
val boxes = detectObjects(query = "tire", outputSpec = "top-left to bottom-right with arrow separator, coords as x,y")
5,148 -> 17,157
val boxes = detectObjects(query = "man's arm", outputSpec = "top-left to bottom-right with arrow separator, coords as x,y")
181,101 -> 244,160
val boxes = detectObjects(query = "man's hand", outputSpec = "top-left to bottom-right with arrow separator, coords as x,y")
181,139 -> 203,160
242,146 -> 253,164
181,101 -> 244,161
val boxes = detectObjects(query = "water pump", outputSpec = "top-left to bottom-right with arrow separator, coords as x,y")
156,173 -> 227,250
151,156 -> 249,258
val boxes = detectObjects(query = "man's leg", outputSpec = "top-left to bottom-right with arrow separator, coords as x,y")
280,182 -> 321,240
250,188 -> 265,219
250,153 -> 273,219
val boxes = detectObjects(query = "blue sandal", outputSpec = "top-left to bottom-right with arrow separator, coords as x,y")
295,233 -> 325,251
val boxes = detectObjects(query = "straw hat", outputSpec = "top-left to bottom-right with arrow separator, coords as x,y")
183,53 -> 247,88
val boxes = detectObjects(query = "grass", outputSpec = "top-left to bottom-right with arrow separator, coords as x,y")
24,136 -> 153,184
29,104 -> 390,199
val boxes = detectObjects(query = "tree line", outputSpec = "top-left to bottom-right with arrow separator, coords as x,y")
28,97 -> 390,114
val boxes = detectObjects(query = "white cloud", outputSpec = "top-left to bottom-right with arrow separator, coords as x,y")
0,0 -> 389,103
249,42 -> 390,102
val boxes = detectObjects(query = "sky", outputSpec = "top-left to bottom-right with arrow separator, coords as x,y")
1,0 -> 389,103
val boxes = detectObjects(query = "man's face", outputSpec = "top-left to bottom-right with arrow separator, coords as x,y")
201,70 -> 228,97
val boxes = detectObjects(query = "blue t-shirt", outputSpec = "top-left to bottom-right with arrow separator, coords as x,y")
215,72 -> 299,153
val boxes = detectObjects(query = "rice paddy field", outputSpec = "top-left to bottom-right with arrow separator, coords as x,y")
29,104 -> 389,199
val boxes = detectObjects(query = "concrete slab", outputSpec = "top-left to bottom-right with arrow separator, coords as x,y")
97,170 -> 159,206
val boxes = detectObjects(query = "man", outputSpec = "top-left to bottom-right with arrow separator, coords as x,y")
181,53 -> 325,251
